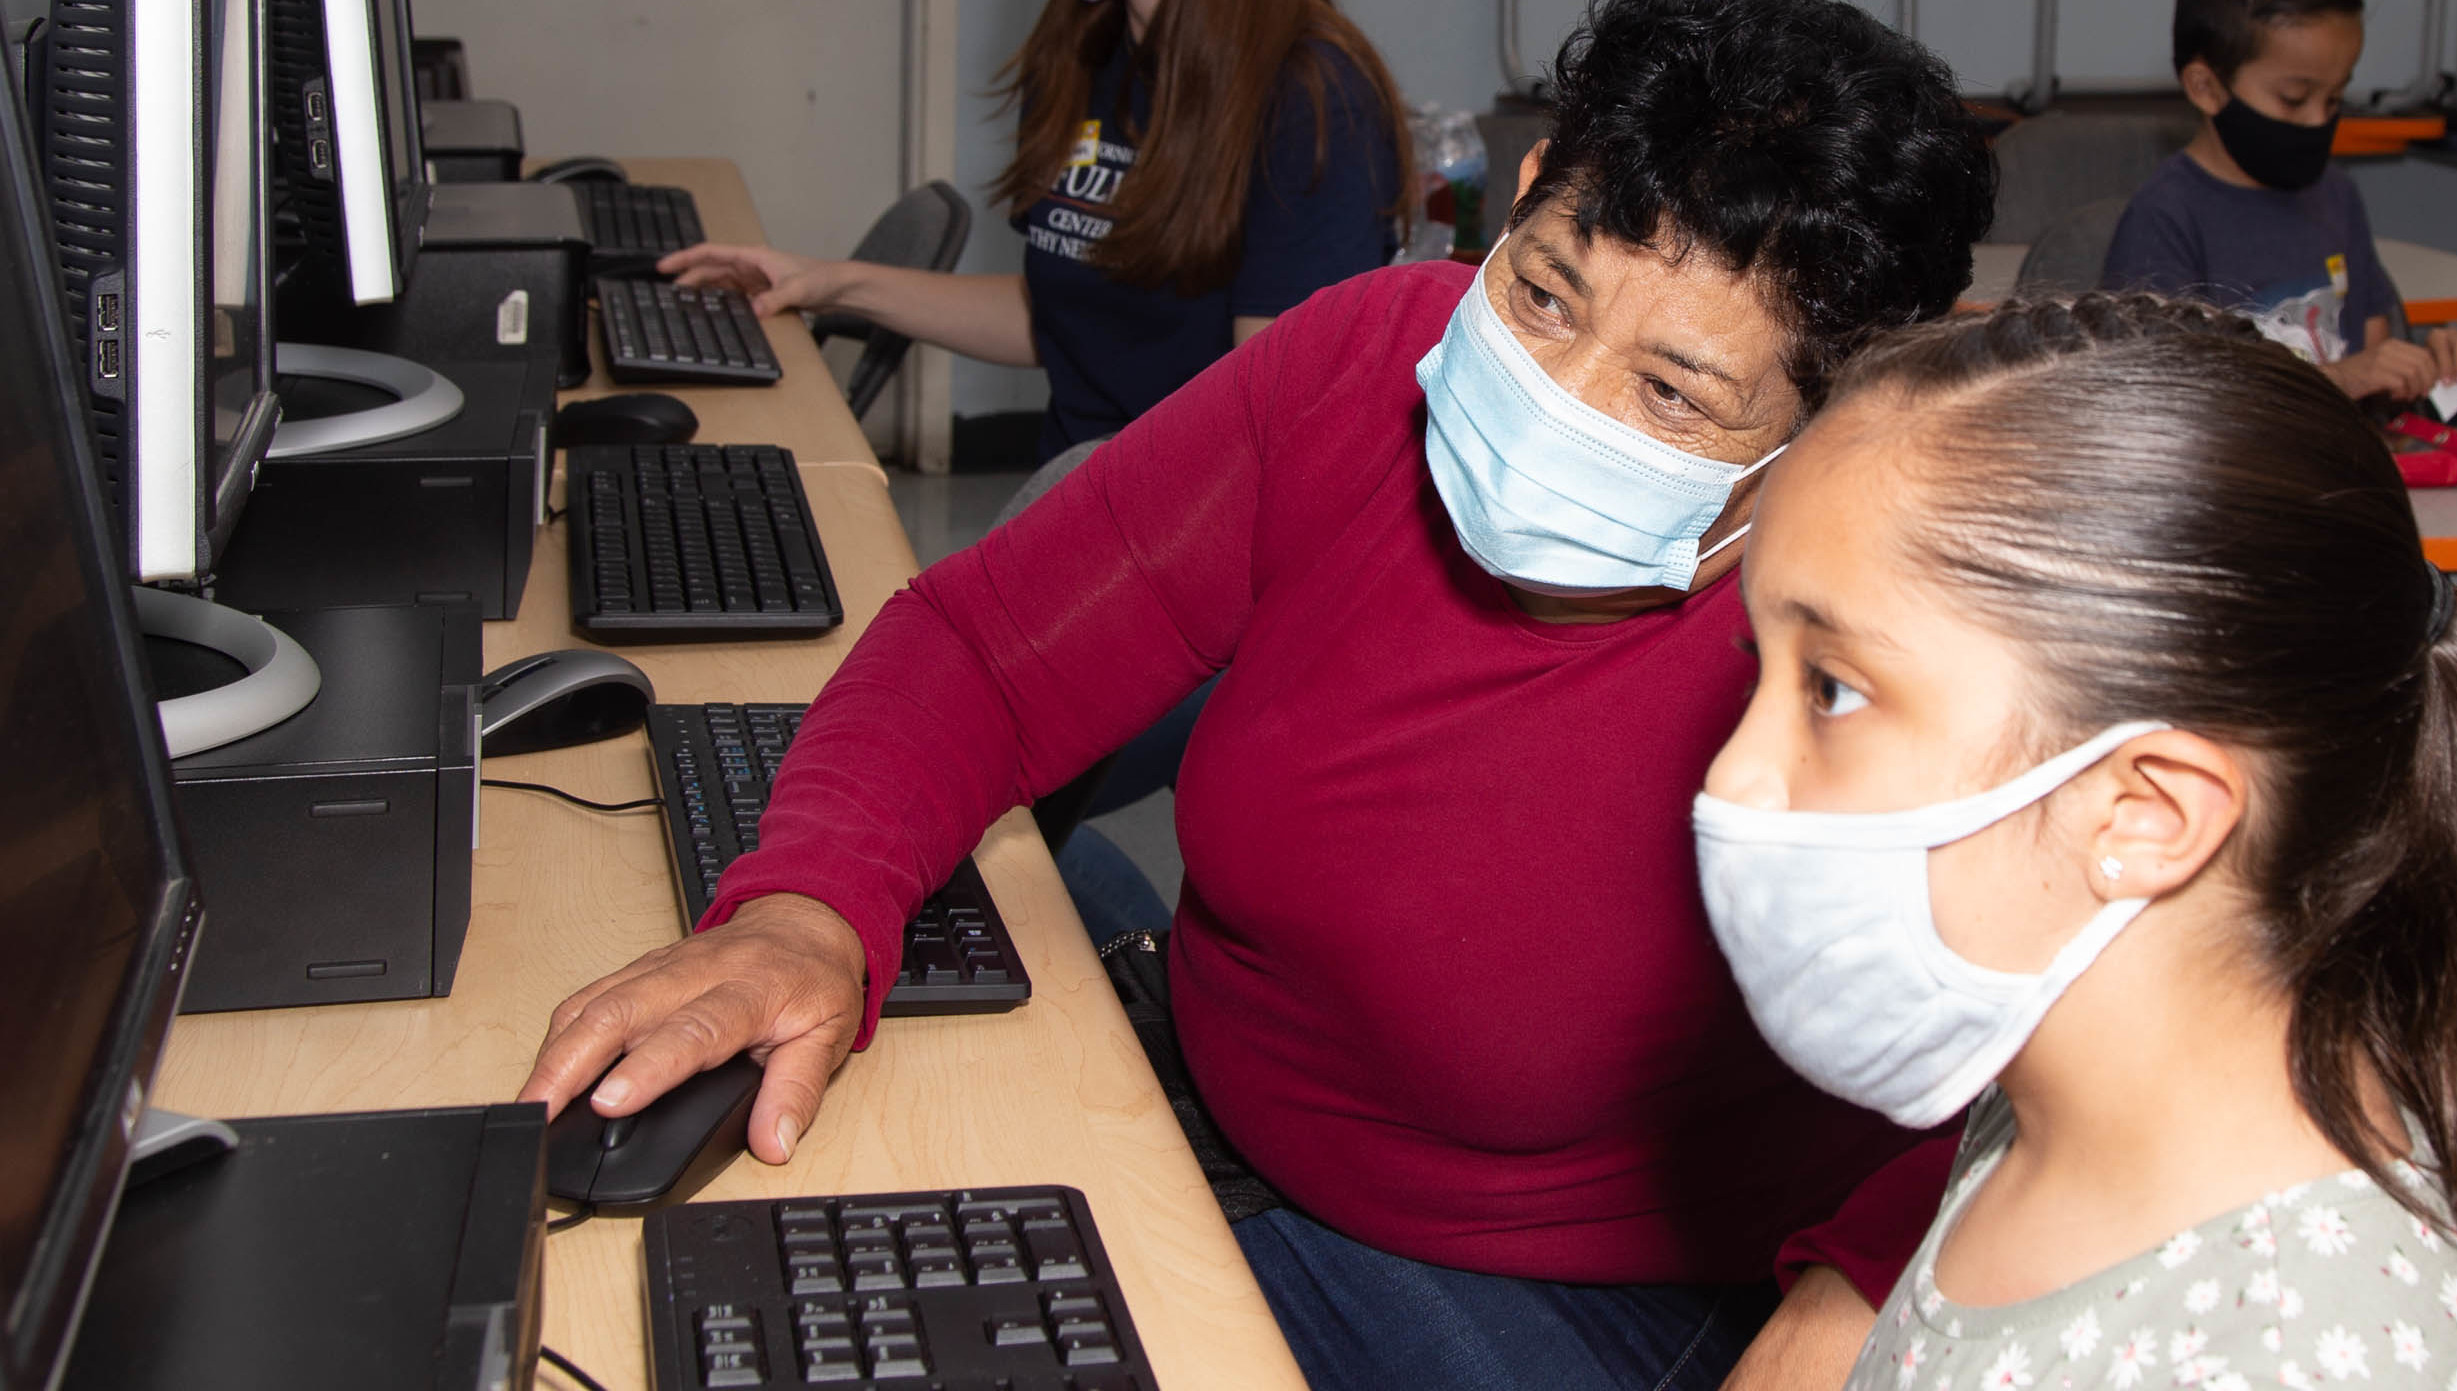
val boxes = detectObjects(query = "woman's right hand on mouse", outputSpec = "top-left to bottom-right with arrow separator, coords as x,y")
659,243 -> 850,319
517,892 -> 869,1165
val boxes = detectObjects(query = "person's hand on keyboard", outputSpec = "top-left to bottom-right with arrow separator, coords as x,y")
660,242 -> 845,319
517,892 -> 870,1163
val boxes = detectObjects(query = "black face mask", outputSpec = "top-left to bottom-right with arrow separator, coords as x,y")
2212,94 -> 2340,191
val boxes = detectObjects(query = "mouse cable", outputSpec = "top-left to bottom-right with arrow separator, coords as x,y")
482,778 -> 662,814
538,1344 -> 610,1391
543,503 -> 566,523
545,1205 -> 596,1233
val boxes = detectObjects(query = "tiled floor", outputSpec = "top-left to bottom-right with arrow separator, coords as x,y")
886,468 -> 1185,911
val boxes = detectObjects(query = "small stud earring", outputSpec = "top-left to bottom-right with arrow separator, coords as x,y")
2099,856 -> 2125,883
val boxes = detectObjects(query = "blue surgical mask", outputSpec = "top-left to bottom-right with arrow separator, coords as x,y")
1416,238 -> 1783,596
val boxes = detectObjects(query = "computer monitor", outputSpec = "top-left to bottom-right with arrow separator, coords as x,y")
267,0 -> 427,306
0,57 -> 208,1391
257,0 -> 462,458
26,0 -> 320,754
30,0 -> 280,584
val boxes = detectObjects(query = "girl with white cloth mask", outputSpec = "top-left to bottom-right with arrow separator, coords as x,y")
1695,293 -> 2457,1381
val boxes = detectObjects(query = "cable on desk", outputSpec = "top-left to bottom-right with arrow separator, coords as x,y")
544,503 -> 566,523
546,1205 -> 595,1233
482,778 -> 662,814
539,1344 -> 610,1391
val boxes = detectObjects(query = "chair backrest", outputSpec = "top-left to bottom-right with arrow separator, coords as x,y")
817,180 -> 974,420
2013,196 -> 2133,297
992,436 -> 1107,529
1989,111 -> 2199,246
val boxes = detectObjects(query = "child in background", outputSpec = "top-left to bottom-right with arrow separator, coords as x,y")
2102,0 -> 2457,402
1695,294 -> 2457,1377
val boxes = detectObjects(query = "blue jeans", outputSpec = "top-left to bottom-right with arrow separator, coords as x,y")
1234,1208 -> 1779,1391
1059,824 -> 1173,947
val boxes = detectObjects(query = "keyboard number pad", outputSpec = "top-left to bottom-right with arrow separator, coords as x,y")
656,1190 -> 1137,1389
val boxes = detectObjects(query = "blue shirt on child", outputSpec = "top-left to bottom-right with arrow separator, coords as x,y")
2101,152 -> 2395,362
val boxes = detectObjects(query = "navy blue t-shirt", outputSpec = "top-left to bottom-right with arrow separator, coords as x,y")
1017,37 -> 1400,460
2101,152 -> 2395,361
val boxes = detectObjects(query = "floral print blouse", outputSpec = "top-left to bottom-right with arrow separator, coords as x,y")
1846,1091 -> 2457,1391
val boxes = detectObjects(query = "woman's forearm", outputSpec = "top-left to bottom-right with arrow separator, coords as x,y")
832,267 -> 1038,368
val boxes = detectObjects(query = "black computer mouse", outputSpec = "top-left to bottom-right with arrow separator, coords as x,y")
553,392 -> 698,449
546,1055 -> 761,1215
477,649 -> 652,757
529,154 -> 629,185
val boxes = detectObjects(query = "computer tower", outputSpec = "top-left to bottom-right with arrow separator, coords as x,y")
277,180 -> 590,388
165,601 -> 480,1012
210,351 -> 552,618
421,98 -> 525,182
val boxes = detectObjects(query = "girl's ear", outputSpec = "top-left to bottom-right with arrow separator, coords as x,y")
2085,729 -> 2247,902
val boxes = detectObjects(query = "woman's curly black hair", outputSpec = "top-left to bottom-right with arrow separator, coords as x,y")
1515,0 -> 1997,407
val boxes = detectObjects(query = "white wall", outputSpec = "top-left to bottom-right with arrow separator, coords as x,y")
410,0 -> 906,276
950,0 -> 1044,420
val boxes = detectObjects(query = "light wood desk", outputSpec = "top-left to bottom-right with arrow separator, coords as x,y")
152,158 -> 1304,1391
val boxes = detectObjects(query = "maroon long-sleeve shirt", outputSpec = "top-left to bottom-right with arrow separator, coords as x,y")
706,260 -> 1951,1296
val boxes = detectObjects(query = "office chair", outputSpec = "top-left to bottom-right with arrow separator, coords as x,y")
809,181 -> 972,420
2013,196 -> 2131,297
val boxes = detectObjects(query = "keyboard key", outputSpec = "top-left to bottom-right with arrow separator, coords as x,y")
1026,1226 -> 1090,1281
842,1201 -> 951,1225
1045,1294 -> 1104,1328
991,1314 -> 1048,1346
789,1255 -> 845,1294
799,1343 -> 862,1383
1061,1330 -> 1122,1367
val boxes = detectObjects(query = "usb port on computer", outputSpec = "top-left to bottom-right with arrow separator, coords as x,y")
309,138 -> 332,174
95,292 -> 119,332
305,90 -> 326,123
98,339 -> 120,379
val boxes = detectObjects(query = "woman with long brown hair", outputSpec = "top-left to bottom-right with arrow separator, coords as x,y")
663,0 -> 1410,463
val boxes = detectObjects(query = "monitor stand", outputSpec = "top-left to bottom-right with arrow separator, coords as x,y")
265,342 -> 465,459
127,1108 -> 239,1187
129,587 -> 321,758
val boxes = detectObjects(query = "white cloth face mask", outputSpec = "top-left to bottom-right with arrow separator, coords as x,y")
1691,720 -> 2170,1129
1416,236 -> 1783,595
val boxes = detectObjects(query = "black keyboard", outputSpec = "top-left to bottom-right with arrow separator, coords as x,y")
644,1186 -> 1152,1389
566,444 -> 845,641
647,701 -> 1032,1016
597,276 -> 782,385
576,180 -> 705,270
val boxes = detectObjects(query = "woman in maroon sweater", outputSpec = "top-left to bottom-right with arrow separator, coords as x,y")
523,2 -> 1996,1385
